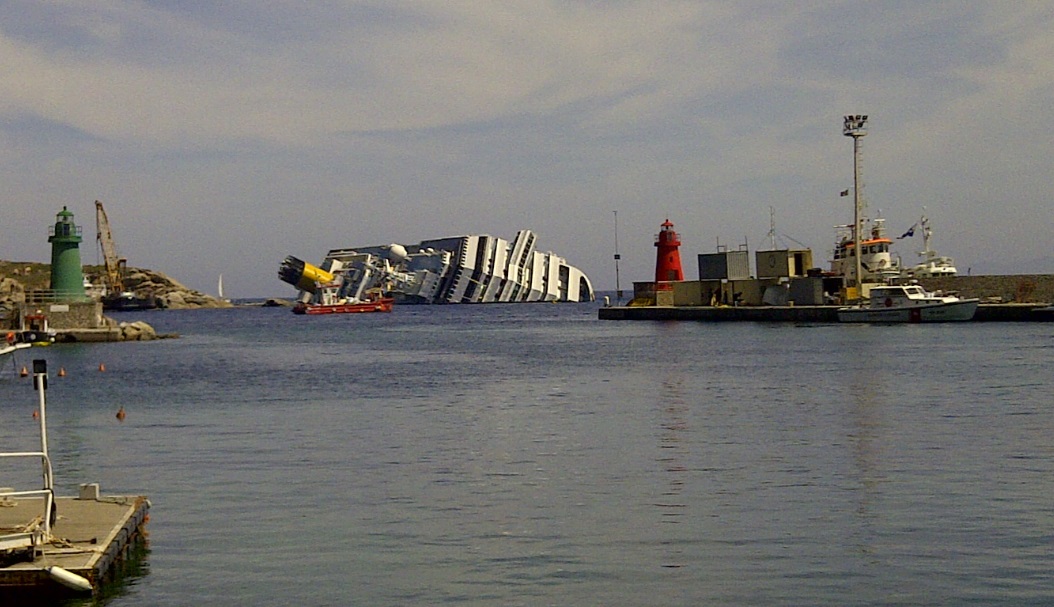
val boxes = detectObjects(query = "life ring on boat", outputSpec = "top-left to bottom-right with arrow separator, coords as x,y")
884,298 -> 893,308
5,331 -> 14,344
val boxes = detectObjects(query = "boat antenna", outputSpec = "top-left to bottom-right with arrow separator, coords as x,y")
613,210 -> 622,305
768,206 -> 776,250
843,114 -> 868,297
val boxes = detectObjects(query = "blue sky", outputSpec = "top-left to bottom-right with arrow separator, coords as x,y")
2,1 -> 1052,297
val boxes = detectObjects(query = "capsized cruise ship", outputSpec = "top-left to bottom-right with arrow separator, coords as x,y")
279,230 -> 594,305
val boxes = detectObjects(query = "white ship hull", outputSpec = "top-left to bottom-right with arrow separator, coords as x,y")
283,230 -> 594,306
838,299 -> 978,323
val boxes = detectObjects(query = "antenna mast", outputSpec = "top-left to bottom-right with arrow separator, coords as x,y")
768,206 -> 777,250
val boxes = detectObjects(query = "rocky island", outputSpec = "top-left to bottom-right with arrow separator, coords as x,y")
2,260 -> 229,342
1,261 -> 228,310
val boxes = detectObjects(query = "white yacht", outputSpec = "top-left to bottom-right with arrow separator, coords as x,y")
900,215 -> 958,278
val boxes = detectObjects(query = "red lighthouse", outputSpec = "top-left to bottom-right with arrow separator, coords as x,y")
654,219 -> 684,285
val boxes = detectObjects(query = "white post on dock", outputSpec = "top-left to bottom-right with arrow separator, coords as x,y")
32,359 -> 55,536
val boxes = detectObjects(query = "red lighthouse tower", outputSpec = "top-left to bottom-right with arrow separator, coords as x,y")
654,219 -> 684,285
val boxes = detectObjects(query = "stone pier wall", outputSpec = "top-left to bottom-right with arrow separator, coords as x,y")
916,274 -> 1054,303
630,274 -> 1054,307
16,301 -> 109,329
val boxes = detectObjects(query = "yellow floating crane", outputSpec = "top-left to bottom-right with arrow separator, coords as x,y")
95,200 -> 127,298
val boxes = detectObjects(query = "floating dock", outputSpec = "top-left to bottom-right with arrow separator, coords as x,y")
2,360 -> 150,599
599,303 -> 1054,322
0,487 -> 149,597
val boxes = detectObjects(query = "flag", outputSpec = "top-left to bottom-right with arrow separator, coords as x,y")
898,227 -> 915,239
839,189 -> 849,197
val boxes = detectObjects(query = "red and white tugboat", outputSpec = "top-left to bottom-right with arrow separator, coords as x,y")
281,256 -> 394,315
292,291 -> 394,315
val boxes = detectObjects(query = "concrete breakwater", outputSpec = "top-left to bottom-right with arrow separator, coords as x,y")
601,274 -> 1054,322
2,299 -> 170,342
54,320 -> 175,343
599,302 -> 1052,322
628,274 -> 1054,308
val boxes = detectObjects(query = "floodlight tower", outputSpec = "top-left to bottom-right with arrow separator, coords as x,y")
843,114 -> 868,291
613,210 -> 622,305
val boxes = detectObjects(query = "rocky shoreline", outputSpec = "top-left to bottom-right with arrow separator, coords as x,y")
2,260 -> 230,341
1,260 -> 231,310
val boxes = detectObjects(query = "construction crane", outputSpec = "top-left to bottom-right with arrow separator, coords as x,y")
95,200 -> 127,297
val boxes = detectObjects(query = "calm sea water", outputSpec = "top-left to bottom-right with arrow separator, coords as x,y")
2,302 -> 1053,606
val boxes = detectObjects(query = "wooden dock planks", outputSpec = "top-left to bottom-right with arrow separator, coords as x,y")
0,494 -> 149,595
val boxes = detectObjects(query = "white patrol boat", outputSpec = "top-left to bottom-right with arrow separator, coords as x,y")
837,284 -> 978,323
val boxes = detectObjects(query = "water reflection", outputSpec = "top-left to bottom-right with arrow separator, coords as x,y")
55,537 -> 151,607
655,373 -> 689,569
847,360 -> 887,565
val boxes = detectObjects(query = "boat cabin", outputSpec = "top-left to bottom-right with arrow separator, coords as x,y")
866,285 -> 949,308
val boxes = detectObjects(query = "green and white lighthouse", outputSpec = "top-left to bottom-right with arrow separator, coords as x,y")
48,206 -> 86,300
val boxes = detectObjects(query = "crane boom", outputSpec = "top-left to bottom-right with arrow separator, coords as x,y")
95,200 -> 125,295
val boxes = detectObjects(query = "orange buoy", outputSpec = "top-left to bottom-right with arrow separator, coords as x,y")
58,367 -> 66,377
98,363 -> 106,372
20,366 -> 28,377
115,406 -> 126,421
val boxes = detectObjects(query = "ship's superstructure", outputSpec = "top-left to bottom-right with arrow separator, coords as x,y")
900,214 -> 958,278
828,216 -> 901,283
279,230 -> 594,305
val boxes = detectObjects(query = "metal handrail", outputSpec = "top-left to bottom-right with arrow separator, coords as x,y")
0,367 -> 56,547
0,453 -> 56,541
24,289 -> 93,304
